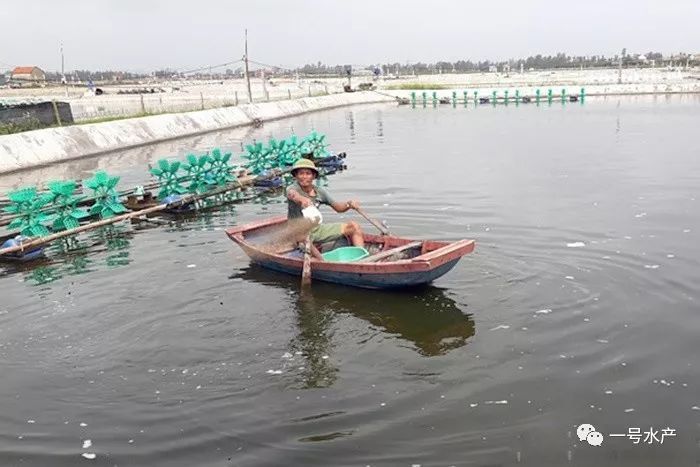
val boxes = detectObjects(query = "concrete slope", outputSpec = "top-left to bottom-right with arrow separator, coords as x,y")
0,92 -> 395,174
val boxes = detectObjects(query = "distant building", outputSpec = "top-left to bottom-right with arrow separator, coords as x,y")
11,66 -> 46,81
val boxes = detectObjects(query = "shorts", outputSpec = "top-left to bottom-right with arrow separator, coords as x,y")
310,222 -> 344,243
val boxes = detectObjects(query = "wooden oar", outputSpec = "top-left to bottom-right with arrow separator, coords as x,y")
354,207 -> 390,235
301,234 -> 312,287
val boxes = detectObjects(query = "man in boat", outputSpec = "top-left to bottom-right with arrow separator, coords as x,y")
286,158 -> 365,255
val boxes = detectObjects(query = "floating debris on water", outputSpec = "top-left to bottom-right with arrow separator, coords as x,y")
82,440 -> 92,449
281,352 -> 293,359
567,242 -> 585,248
644,264 -> 660,269
634,212 -> 647,218
82,453 -> 96,460
266,369 -> 283,375
624,408 -> 635,413
186,264 -> 197,268
489,325 -> 510,331
565,276 -> 575,280
484,400 -> 508,405
535,309 -> 552,314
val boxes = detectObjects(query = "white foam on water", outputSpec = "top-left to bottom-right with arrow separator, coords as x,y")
266,369 -> 283,375
597,339 -> 609,344
634,212 -> 647,218
644,264 -> 660,269
81,453 -> 96,460
489,325 -> 510,331
281,352 -> 293,359
82,440 -> 92,449
484,400 -> 508,405
567,242 -> 585,248
535,309 -> 552,314
565,276 -> 575,280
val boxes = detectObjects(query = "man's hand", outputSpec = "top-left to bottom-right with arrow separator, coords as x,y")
347,200 -> 360,210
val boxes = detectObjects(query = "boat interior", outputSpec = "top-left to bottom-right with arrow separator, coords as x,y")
238,219 -> 450,263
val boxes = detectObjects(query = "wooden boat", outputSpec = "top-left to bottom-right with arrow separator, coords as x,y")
226,216 -> 475,289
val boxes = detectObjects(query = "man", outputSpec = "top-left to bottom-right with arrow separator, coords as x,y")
286,158 -> 364,250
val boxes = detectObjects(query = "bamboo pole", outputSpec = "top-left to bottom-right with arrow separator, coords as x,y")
1,153 -> 338,225
0,178 -> 251,257
1,154 -> 343,252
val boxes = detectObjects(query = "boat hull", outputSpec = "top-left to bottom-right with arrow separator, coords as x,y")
227,217 -> 474,289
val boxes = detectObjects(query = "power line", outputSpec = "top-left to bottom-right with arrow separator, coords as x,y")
178,59 -> 243,75
247,59 -> 293,72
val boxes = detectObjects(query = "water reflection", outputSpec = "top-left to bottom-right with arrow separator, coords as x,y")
6,225 -> 133,286
376,110 -> 384,139
236,264 -> 476,362
293,291 -> 338,388
346,111 -> 355,141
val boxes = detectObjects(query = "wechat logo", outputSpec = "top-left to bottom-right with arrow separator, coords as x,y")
577,423 -> 604,446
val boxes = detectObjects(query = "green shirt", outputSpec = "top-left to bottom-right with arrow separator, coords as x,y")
286,181 -> 335,219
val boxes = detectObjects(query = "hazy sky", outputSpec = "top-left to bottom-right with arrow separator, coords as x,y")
1,0 -> 698,72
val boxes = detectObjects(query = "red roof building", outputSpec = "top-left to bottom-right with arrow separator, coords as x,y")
11,66 -> 46,81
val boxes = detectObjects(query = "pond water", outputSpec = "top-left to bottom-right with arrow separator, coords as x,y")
1,95 -> 699,466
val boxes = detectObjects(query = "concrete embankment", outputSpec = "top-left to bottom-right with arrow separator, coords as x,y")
0,92 -> 395,174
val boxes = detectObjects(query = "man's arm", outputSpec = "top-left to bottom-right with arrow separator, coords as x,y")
330,199 -> 360,213
287,188 -> 313,208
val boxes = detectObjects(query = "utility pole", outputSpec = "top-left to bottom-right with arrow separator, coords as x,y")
244,29 -> 253,103
618,48 -> 625,85
61,42 -> 68,97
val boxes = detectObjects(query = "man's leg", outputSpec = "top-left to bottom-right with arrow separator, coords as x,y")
341,221 -> 364,247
